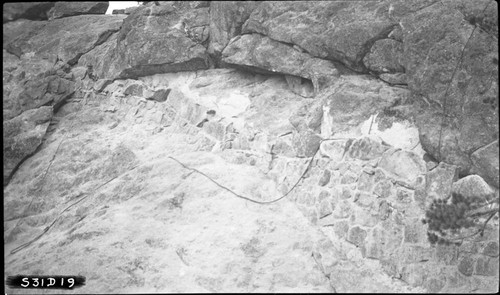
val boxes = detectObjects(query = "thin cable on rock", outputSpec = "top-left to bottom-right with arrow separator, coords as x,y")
168,138 -> 343,205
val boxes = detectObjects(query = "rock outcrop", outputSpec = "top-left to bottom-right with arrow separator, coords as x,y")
3,2 -> 55,23
3,0 -> 498,293
47,2 -> 109,20
3,106 -> 53,184
102,2 -> 210,79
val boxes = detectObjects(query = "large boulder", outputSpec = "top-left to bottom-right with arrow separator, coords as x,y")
3,56 -> 75,120
3,2 -> 55,23
208,1 -> 259,65
5,15 -> 125,65
242,1 -> 395,72
402,2 -> 498,177
3,106 -> 53,184
222,33 -> 340,95
47,2 -> 109,20
3,15 -> 123,120
452,174 -> 495,201
108,3 -> 211,79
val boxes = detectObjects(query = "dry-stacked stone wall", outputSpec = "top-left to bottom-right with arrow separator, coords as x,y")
273,136 -> 499,293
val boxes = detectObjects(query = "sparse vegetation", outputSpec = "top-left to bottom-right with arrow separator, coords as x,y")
422,192 -> 499,246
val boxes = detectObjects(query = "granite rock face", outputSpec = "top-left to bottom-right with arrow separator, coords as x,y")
242,1 -> 395,72
2,1 -> 499,293
403,1 -> 499,180
208,1 -> 258,65
222,33 -> 340,95
47,2 -> 109,20
108,3 -> 210,79
3,2 -> 55,23
3,106 -> 53,184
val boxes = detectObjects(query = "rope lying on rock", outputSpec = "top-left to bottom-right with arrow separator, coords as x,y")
167,137 -> 351,205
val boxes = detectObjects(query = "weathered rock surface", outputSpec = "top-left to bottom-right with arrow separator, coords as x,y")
319,76 -> 409,136
403,1 -> 499,179
107,3 -> 210,79
222,33 -> 339,95
363,38 -> 405,74
208,1 -> 258,65
3,56 -> 75,120
3,2 -> 55,23
47,2 -> 109,20
242,1 -> 395,72
452,174 -> 495,201
470,140 -> 499,188
378,149 -> 426,186
3,0 -> 499,293
3,106 -> 53,184
5,14 -> 125,64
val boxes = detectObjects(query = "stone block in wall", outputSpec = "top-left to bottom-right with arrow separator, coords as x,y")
373,179 -> 394,198
319,139 -> 352,162
354,191 -> 375,208
482,241 -> 499,257
346,226 -> 367,247
377,200 -> 391,221
350,207 -> 378,227
396,186 -> 413,204
460,241 -> 479,254
341,171 -> 358,184
425,162 -> 459,205
424,276 -> 446,293
400,264 -> 428,286
329,186 -> 341,201
332,200 -> 352,219
365,224 -> 403,260
347,136 -> 389,161
327,170 -> 341,187
317,199 -> 334,218
470,276 -> 499,293
292,129 -> 322,157
378,149 -> 426,186
399,245 -> 433,264
341,186 -> 352,199
452,174 -> 495,201
318,169 -> 331,186
445,270 -> 468,289
333,220 -> 349,239
357,171 -> 375,192
296,190 -> 316,207
458,256 -> 475,276
123,82 -> 145,96
379,259 -> 399,278
403,218 -> 427,244
410,175 -> 426,210
318,190 -> 330,202
435,244 -> 459,265
474,256 -> 499,276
